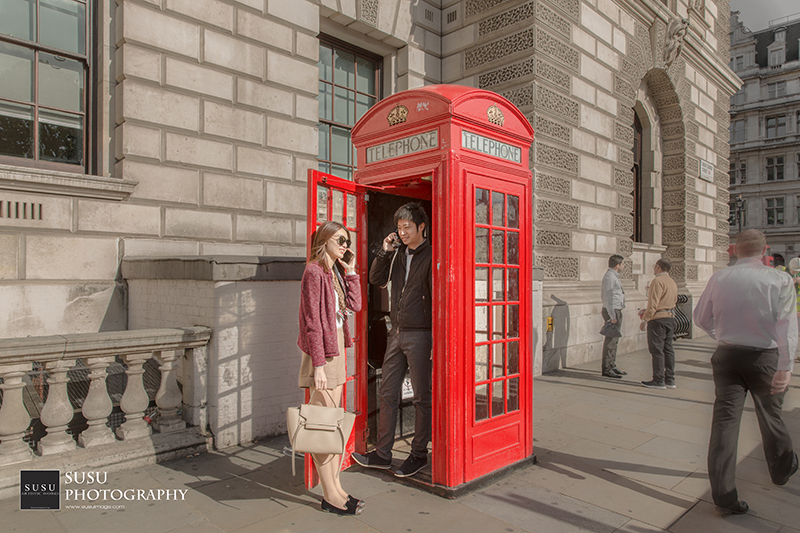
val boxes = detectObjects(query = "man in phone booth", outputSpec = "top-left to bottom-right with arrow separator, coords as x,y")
352,202 -> 433,478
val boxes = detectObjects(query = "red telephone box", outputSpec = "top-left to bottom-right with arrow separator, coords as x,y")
307,85 -> 534,494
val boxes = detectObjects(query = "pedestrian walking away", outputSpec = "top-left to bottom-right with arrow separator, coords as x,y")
352,202 -> 433,479
639,258 -> 678,389
600,254 -> 627,378
296,221 -> 365,515
694,229 -> 799,516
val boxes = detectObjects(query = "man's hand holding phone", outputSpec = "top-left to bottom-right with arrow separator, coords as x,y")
382,232 -> 400,252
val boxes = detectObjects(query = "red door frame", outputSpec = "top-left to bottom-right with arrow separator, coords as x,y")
304,169 -> 368,489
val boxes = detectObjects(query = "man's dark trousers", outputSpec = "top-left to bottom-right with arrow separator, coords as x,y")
646,317 -> 675,383
601,308 -> 622,373
376,329 -> 432,460
708,346 -> 795,508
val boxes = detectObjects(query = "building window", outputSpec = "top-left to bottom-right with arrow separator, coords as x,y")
768,81 -> 786,99
796,195 -> 800,223
766,116 -> 786,138
734,55 -> 744,70
739,161 -> 746,184
731,119 -> 745,143
317,36 -> 380,181
770,49 -> 784,66
0,0 -> 90,171
766,198 -> 784,225
729,161 -> 735,185
766,156 -> 784,181
730,160 -> 746,185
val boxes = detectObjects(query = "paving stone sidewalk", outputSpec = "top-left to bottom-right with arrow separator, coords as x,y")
3,336 -> 799,532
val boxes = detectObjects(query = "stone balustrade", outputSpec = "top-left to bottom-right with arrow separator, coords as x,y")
0,327 -> 211,469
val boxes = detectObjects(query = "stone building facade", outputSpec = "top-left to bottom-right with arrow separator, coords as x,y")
728,13 -> 800,260
0,0 -> 736,444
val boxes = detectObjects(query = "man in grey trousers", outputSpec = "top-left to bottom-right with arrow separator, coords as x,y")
600,254 -> 627,378
694,229 -> 798,515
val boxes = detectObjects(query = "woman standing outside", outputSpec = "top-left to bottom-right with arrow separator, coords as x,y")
297,221 -> 364,515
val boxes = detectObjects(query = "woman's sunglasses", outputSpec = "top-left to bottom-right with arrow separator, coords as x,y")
333,236 -> 351,247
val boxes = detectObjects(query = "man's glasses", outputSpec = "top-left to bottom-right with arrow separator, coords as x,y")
333,235 -> 351,247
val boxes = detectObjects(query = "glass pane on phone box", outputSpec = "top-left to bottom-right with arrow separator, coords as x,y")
492,268 -> 504,301
0,101 -> 34,159
346,380 -> 355,411
507,232 -> 519,265
334,86 -> 355,126
475,188 -> 489,224
475,384 -> 489,421
0,0 -> 36,42
334,49 -> 355,88
475,227 -> 489,264
346,335 -> 356,377
475,344 -> 488,382
492,230 -> 504,264
38,109 -> 82,165
507,341 -> 519,375
318,45 -> 333,82
507,268 -> 519,301
475,267 -> 488,302
475,306 -> 488,342
39,53 -> 83,112
507,195 -> 520,229
0,41 -> 34,103
492,305 -> 504,340
492,191 -> 504,226
318,82 -> 332,121
492,343 -> 504,378
316,187 -> 328,223
507,304 -> 519,338
346,194 -> 357,228
332,189 -> 344,223
40,0 -> 86,55
507,378 -> 519,412
492,381 -> 504,417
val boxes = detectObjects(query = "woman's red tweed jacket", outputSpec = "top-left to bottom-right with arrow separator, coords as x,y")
297,261 -> 362,367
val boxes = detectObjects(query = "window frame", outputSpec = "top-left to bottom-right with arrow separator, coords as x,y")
734,55 -> 744,70
0,0 -> 93,174
768,81 -> 786,99
766,115 -> 786,138
317,34 -> 382,181
766,197 -> 784,226
732,119 -> 745,143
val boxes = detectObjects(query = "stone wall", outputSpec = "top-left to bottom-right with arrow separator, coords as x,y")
125,258 -> 305,447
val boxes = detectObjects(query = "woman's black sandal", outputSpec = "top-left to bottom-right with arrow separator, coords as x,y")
348,495 -> 365,508
321,498 -> 363,515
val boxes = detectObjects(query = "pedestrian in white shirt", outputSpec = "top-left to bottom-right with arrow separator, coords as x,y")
694,229 -> 798,516
600,254 -> 627,378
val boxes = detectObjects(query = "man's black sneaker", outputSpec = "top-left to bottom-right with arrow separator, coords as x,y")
602,370 -> 623,379
351,451 -> 392,469
665,381 -> 677,389
395,455 -> 427,477
642,380 -> 666,389
612,367 -> 628,375
774,452 -> 798,486
719,501 -> 748,515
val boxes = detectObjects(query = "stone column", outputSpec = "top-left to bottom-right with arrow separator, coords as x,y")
116,352 -> 153,440
78,356 -> 116,447
153,350 -> 186,433
38,360 -> 77,455
0,363 -> 33,464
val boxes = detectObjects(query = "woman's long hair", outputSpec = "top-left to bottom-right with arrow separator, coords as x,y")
308,221 -> 350,274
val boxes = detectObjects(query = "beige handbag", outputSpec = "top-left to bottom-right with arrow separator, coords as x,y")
286,390 -> 355,476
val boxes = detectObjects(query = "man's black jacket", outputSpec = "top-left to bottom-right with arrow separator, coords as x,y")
368,239 -> 432,330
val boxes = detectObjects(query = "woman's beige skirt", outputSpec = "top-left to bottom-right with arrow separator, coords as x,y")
298,327 -> 347,389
